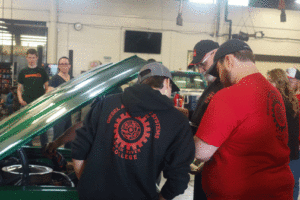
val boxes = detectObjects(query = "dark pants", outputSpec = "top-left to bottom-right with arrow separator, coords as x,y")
290,156 -> 300,200
194,172 -> 207,200
53,116 -> 72,149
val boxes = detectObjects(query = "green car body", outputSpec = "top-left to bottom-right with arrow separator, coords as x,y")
0,56 -> 147,200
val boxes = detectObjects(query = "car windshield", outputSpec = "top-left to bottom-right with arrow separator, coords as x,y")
172,74 -> 206,89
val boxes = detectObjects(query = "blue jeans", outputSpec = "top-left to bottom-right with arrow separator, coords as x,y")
53,116 -> 72,149
290,156 -> 300,200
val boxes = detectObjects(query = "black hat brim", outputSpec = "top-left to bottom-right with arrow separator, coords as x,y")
207,61 -> 218,77
171,79 -> 180,92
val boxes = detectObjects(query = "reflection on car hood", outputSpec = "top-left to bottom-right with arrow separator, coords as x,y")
0,56 -> 147,160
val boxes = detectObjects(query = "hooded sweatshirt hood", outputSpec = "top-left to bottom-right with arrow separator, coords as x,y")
121,84 -> 174,117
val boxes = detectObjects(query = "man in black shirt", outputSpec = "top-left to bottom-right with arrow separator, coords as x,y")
183,40 -> 223,200
17,49 -> 49,105
17,49 -> 49,146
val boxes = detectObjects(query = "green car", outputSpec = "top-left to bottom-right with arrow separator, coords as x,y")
0,56 -> 147,200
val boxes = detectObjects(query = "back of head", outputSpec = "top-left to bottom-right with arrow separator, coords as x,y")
268,68 -> 299,117
138,62 -> 179,93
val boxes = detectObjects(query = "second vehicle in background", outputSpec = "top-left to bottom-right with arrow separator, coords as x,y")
171,71 -> 207,111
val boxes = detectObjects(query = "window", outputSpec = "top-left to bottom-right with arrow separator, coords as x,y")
189,0 -> 216,5
190,0 -> 248,6
228,0 -> 248,6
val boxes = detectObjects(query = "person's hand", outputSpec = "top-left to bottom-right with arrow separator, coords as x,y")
158,193 -> 166,200
45,141 -> 59,154
19,99 -> 27,106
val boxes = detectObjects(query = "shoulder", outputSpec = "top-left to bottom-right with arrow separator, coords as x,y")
51,74 -> 59,80
92,93 -> 121,108
19,67 -> 29,73
37,67 -> 48,73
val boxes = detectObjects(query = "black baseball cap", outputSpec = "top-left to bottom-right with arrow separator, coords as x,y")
138,62 -> 180,92
207,39 -> 252,77
187,40 -> 219,69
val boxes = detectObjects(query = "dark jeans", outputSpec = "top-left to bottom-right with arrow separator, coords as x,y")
290,156 -> 300,200
194,172 -> 207,200
53,116 -> 72,149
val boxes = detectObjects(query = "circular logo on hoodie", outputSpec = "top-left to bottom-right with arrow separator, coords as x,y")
120,119 -> 142,141
110,107 -> 161,160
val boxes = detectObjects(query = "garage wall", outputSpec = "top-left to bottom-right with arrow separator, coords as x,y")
1,0 -> 300,76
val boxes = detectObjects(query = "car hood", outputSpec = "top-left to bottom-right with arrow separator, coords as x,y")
0,56 -> 147,160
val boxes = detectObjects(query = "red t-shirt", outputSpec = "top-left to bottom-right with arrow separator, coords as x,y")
196,73 -> 294,200
296,94 -> 300,143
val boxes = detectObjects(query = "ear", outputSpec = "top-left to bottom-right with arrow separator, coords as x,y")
224,54 -> 235,70
165,78 -> 171,89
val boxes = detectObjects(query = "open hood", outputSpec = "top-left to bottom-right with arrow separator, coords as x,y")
0,56 -> 147,160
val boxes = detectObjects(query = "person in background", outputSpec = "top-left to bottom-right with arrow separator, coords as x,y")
147,58 -> 156,63
5,86 -> 14,115
72,62 -> 195,200
17,48 -> 49,146
89,60 -> 102,70
268,68 -> 300,200
185,40 -> 222,134
195,39 -> 294,199
47,57 -> 73,149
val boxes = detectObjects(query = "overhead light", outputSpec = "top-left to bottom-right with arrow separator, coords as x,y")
0,21 -> 5,24
0,26 -> 7,29
296,0 -> 300,4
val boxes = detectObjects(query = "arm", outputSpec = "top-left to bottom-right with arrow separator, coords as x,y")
71,100 -> 104,166
158,193 -> 166,200
46,121 -> 83,153
44,81 -> 49,93
17,83 -> 27,106
47,86 -> 55,93
194,136 -> 218,162
72,159 -> 86,179
160,120 -> 195,199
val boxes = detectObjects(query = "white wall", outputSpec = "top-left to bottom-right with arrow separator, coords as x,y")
1,0 -> 300,76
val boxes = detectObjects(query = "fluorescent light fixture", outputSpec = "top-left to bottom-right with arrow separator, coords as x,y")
189,0 -> 215,4
228,0 -> 248,6
0,21 -> 5,24
21,35 -> 47,39
194,79 -> 203,82
176,80 -> 187,83
0,26 -> 7,29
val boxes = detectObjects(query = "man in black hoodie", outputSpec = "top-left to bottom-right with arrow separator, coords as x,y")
72,62 -> 195,200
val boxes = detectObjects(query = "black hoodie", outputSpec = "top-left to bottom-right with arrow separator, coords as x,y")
72,84 -> 195,200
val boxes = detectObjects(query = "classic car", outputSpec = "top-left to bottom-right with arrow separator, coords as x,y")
0,56 -> 148,200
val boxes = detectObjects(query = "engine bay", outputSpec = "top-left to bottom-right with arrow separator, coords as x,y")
0,147 -> 78,187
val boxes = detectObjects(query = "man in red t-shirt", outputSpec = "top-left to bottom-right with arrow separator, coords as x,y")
195,39 -> 294,200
